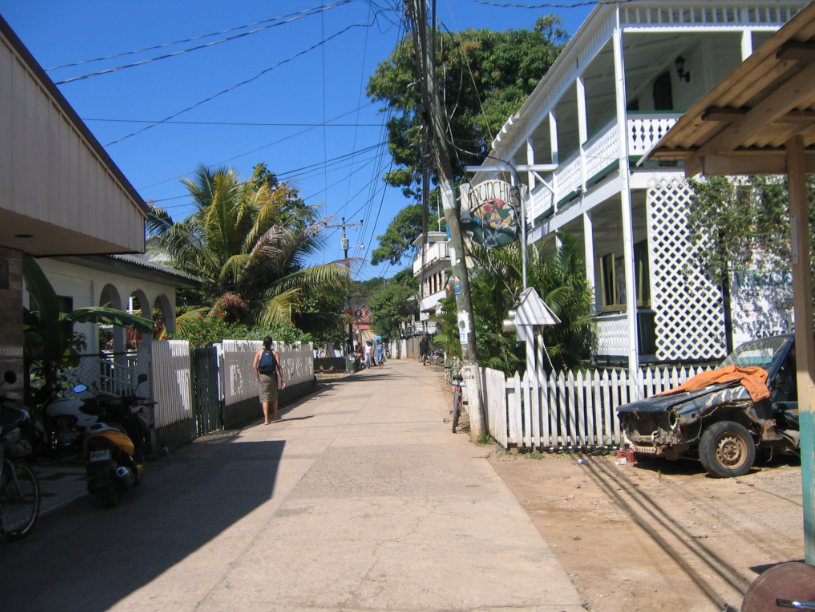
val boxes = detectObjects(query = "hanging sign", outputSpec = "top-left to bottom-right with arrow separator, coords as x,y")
461,179 -> 520,248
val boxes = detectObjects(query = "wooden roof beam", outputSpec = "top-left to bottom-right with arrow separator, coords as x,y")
777,41 -> 815,61
702,107 -> 815,123
700,150 -> 815,176
686,61 -> 815,175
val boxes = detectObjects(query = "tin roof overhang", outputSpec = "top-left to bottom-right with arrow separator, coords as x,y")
643,0 -> 815,176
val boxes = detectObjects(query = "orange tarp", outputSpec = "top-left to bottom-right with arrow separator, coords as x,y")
656,365 -> 770,402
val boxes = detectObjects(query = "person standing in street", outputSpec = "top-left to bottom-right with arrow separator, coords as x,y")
253,336 -> 286,424
375,339 -> 384,369
364,341 -> 373,369
419,335 -> 429,365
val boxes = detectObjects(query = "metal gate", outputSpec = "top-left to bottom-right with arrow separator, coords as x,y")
191,346 -> 222,436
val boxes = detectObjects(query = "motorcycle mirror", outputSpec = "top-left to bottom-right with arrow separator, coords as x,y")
3,370 -> 16,385
137,373 -> 148,384
72,384 -> 87,394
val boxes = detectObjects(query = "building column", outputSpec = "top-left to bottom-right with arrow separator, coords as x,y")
583,212 -> 596,315
550,111 -> 559,210
786,135 -> 815,565
526,137 -> 536,193
576,76 -> 589,190
741,30 -> 753,61
612,7 -> 640,386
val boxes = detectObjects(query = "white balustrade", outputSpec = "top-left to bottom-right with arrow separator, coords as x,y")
413,241 -> 450,275
554,152 -> 582,201
595,312 -> 629,357
529,181 -> 554,222
584,120 -> 620,179
627,113 -> 680,157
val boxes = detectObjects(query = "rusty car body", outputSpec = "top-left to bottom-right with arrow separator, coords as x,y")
617,335 -> 801,478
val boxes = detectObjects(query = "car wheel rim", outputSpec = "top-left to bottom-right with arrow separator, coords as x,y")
716,434 -> 746,469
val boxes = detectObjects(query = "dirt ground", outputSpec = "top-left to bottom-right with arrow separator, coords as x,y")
489,450 -> 805,612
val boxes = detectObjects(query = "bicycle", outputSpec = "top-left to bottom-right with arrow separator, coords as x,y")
451,374 -> 465,433
0,412 -> 40,542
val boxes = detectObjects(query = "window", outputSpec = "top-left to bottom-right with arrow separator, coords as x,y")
634,240 -> 651,307
28,294 -> 73,313
652,72 -> 673,111
599,253 -> 618,311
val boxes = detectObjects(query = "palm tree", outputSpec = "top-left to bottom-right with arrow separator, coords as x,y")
437,233 -> 595,374
148,164 -> 349,327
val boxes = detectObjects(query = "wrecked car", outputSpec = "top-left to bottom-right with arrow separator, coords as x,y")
617,334 -> 801,478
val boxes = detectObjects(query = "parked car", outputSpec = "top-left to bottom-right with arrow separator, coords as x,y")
617,334 -> 801,478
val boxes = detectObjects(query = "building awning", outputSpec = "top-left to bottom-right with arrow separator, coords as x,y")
643,2 -> 815,176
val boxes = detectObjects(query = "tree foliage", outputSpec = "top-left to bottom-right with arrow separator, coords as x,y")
367,283 -> 417,338
433,234 -> 595,374
687,176 -> 815,282
367,15 -> 568,197
366,16 -> 567,265
148,163 -> 349,331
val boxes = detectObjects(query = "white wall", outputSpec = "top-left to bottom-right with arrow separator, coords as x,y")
29,258 -> 179,353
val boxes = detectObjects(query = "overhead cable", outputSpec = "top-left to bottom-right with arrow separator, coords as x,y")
106,18 -> 381,146
51,1 -> 354,83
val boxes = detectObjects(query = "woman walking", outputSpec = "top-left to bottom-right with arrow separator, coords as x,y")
253,336 -> 286,424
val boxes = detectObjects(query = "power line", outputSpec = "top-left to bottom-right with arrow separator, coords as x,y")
137,101 -> 379,190
105,18 -> 380,146
47,1 -> 354,73
83,118 -> 383,127
53,2 -> 356,85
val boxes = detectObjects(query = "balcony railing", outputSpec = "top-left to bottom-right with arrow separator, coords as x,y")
528,113 -> 681,225
413,241 -> 450,276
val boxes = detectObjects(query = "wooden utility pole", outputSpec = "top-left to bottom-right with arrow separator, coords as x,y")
404,0 -> 485,439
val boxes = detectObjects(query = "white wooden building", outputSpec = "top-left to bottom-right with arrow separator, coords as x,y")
470,0 -> 804,367
413,230 -> 450,326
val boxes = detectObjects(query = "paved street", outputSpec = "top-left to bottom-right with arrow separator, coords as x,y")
0,360 -> 583,612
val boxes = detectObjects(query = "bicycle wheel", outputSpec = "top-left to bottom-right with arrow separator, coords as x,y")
451,390 -> 461,433
1,461 -> 40,542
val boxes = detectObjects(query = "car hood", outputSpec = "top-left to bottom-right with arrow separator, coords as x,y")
616,381 -> 750,414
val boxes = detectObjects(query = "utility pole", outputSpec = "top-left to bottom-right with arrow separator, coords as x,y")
405,0 -> 485,439
327,217 -> 364,354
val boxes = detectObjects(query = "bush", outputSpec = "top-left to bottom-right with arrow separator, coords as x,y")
168,313 -> 312,348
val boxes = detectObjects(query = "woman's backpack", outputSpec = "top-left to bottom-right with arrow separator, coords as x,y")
258,349 -> 277,375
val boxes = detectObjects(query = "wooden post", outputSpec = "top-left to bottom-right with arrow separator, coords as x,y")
583,212 -> 596,313
576,76 -> 588,190
787,135 -> 815,565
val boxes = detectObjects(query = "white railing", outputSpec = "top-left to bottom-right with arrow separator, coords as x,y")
585,120 -> 620,179
627,113 -> 681,157
480,364 -> 713,450
529,180 -> 555,222
413,241 -> 449,275
595,312 -> 629,356
621,3 -> 800,27
554,151 -> 583,201
152,340 -> 193,428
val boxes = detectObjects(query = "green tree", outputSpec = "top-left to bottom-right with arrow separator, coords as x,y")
148,164 -> 349,328
367,16 -> 567,265
367,283 -> 417,337
434,234 -> 594,374
367,16 -> 568,198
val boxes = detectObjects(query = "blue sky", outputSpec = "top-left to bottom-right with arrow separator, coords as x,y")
0,0 -> 591,279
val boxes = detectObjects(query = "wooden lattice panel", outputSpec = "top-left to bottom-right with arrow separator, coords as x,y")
646,177 -> 727,361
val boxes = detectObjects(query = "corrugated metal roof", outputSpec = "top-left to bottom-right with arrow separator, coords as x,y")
645,1 -> 815,175
110,254 -> 200,283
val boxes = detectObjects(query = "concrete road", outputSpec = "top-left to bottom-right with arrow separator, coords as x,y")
0,360 -> 583,612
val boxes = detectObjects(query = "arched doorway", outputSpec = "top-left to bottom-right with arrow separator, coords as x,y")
99,284 -> 124,353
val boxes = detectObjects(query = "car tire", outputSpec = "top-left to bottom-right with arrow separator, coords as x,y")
698,420 -> 756,478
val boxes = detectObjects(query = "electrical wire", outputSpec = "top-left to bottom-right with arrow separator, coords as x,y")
84,118 -> 382,127
137,100 -> 380,190
53,2 -> 355,85
47,1 -> 355,73
105,18 -> 380,146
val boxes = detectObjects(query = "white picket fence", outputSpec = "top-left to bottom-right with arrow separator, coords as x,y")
152,340 -> 194,428
481,365 -> 712,450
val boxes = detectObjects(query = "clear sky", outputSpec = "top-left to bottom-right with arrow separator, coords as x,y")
0,0 -> 592,279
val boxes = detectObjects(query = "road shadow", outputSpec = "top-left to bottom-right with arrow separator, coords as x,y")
0,438 -> 284,612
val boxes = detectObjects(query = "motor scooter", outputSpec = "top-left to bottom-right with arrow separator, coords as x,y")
82,373 -> 150,508
40,385 -> 98,456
